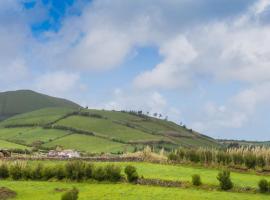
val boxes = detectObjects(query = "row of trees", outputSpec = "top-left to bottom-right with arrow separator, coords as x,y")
168,147 -> 270,169
0,161 -> 138,183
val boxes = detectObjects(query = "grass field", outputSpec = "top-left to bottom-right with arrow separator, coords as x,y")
0,139 -> 29,149
0,127 -> 70,146
56,115 -> 165,142
0,107 -> 75,127
95,162 -> 270,188
0,107 -> 219,152
19,160 -> 270,188
43,134 -> 131,153
0,180 -> 269,200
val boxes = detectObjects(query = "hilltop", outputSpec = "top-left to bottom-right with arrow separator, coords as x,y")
0,90 -> 81,120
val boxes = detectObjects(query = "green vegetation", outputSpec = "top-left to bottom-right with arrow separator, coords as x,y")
56,115 -> 165,142
0,127 -> 69,146
62,187 -> 79,200
0,90 -> 80,120
258,179 -> 269,193
168,147 -> 270,170
43,134 -> 130,153
1,180 -> 270,200
1,107 -> 75,127
0,139 -> 29,150
192,174 -> 201,186
94,162 -> 270,188
217,170 -> 233,190
124,165 -> 139,183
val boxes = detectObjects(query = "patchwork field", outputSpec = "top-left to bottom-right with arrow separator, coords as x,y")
0,139 -> 29,149
56,115 -> 165,142
43,134 -> 131,153
0,107 -> 219,153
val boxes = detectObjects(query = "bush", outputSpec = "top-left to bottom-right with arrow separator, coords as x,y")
9,162 -> 23,180
31,163 -> 44,180
217,170 -> 233,190
22,164 -> 32,180
257,156 -> 266,168
104,164 -> 122,182
93,166 -> 106,181
192,174 -> 202,186
43,166 -> 55,180
55,165 -> 66,180
168,153 -> 178,161
61,187 -> 79,200
258,179 -> 269,193
65,161 -> 85,181
124,165 -> 139,183
84,163 -> 94,179
0,163 -> 9,179
244,153 -> 257,169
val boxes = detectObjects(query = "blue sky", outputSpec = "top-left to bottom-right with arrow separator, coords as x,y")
1,0 -> 270,140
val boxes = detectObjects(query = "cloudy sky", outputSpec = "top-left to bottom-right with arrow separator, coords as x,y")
1,0 -> 270,140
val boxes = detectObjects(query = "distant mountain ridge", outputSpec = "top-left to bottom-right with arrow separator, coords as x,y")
0,90 -> 81,120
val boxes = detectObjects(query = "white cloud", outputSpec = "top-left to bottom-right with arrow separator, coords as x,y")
35,71 -> 81,96
134,36 -> 197,89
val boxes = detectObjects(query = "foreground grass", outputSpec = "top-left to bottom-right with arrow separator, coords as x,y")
25,160 -> 270,188
0,180 -> 269,200
96,162 -> 270,188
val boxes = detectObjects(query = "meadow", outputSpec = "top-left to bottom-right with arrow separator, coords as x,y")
0,180 -> 269,200
25,160 -> 270,188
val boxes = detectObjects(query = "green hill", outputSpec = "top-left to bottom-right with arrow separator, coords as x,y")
0,106 -> 219,153
0,90 -> 81,120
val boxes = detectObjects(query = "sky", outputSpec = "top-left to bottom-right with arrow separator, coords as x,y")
1,0 -> 270,140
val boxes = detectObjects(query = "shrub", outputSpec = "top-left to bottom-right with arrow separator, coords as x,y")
104,164 -> 121,182
22,164 -> 32,180
192,174 -> 202,186
0,163 -> 9,179
217,170 -> 233,190
168,153 -> 178,161
9,162 -> 24,180
244,153 -> 257,169
258,179 -> 269,193
84,163 -> 94,179
65,161 -> 85,181
55,165 -> 66,180
93,166 -> 106,181
43,166 -> 55,180
256,156 -> 266,168
31,163 -> 44,180
61,187 -> 79,200
124,165 -> 139,183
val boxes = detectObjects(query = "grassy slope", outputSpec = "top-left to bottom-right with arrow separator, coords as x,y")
0,107 -> 75,126
0,139 -> 29,149
43,134 -> 131,153
83,109 -> 219,148
0,107 -> 219,152
0,181 -> 269,200
56,115 -> 165,142
0,90 -> 80,119
0,127 -> 70,146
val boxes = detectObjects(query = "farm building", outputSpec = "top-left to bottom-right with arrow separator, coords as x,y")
48,149 -> 80,158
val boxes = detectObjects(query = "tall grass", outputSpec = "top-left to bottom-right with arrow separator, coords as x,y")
168,147 -> 270,169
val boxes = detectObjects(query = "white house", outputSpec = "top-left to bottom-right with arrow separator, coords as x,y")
48,149 -> 80,158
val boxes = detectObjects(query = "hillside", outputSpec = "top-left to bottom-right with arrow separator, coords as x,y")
0,106 -> 219,153
0,90 -> 81,120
